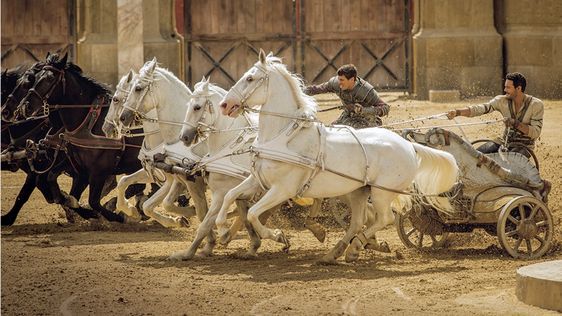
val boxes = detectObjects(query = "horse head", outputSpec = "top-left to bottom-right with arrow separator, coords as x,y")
220,49 -> 274,118
18,52 -> 69,119
119,57 -> 157,128
103,69 -> 136,138
2,62 -> 42,122
180,77 -> 227,145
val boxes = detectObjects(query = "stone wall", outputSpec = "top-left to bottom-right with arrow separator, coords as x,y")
498,0 -> 562,99
412,0 -> 562,99
76,0 -> 183,88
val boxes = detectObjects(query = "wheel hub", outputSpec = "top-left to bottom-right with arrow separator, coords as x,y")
517,219 -> 538,239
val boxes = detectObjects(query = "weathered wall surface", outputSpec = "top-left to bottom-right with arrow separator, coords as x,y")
412,0 -> 503,99
76,0 -> 183,87
498,0 -> 562,99
412,0 -> 562,99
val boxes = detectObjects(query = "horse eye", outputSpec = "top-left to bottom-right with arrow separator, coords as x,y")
194,105 -> 202,111
246,76 -> 253,82
135,85 -> 142,92
112,97 -> 120,103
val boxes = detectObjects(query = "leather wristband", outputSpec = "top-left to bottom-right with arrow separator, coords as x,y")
455,109 -> 461,117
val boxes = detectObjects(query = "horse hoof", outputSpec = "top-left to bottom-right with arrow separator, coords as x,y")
177,217 -> 189,228
168,250 -> 193,261
62,206 -> 76,224
316,257 -> 338,265
365,240 -> 391,253
218,231 -> 231,246
345,238 -> 362,262
275,229 -> 290,252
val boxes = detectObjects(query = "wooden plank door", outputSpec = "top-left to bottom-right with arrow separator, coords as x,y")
1,0 -> 75,68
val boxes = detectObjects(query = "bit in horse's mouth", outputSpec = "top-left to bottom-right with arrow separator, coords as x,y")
228,104 -> 240,117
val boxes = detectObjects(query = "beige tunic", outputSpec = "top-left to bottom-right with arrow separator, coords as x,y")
468,94 -> 544,149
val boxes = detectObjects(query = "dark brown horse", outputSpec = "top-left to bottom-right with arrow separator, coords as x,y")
1,62 -> 95,225
16,53 -> 147,223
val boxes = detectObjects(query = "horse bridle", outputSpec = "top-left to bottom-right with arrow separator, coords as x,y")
118,73 -> 157,126
230,64 -> 270,109
21,65 -> 66,118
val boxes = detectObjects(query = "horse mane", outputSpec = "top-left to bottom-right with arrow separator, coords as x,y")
264,56 -> 318,115
137,61 -> 192,95
45,54 -> 113,96
193,80 -> 227,96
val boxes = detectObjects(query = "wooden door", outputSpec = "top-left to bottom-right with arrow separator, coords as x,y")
301,0 -> 410,89
1,0 -> 75,68
184,0 -> 296,89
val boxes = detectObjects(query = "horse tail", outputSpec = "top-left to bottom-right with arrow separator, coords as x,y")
403,143 -> 459,215
391,143 -> 458,215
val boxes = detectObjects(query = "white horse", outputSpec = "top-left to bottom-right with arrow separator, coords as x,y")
102,67 -> 195,227
216,50 -> 459,263
117,60 -> 246,254
110,59 -> 207,228
167,78 -> 272,259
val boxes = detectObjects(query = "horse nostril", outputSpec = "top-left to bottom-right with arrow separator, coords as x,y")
119,115 -> 126,122
220,102 -> 227,109
181,135 -> 190,143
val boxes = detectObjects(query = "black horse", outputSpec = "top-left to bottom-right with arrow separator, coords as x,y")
1,63 -> 80,225
17,53 -> 146,223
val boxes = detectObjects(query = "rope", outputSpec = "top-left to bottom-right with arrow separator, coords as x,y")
387,119 -> 504,131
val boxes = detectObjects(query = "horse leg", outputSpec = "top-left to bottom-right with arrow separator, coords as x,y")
345,188 -> 398,262
318,187 -> 369,264
141,177 -> 188,227
169,188 -> 230,261
1,172 -> 37,226
64,175 -> 100,220
304,198 -> 326,242
162,179 -> 196,218
115,169 -> 150,218
88,176 -> 125,223
215,176 -> 260,242
243,187 -> 293,253
184,175 -> 208,221
362,200 -> 391,253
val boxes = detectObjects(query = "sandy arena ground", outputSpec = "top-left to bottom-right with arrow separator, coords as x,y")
2,95 -> 561,315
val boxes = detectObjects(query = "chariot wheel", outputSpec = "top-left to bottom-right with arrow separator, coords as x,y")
497,196 -> 553,259
395,207 -> 449,250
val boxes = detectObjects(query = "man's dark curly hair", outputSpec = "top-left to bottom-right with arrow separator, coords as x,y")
337,64 -> 357,80
506,72 -> 526,92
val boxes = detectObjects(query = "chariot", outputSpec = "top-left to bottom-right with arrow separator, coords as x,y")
395,128 -> 553,259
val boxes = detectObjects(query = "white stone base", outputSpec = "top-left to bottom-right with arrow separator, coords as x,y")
516,260 -> 562,312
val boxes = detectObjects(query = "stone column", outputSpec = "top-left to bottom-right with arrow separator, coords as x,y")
412,0 -> 503,99
117,0 -> 144,78
498,0 -> 562,99
76,0 -> 118,86
76,0 -> 184,87
143,0 -> 184,82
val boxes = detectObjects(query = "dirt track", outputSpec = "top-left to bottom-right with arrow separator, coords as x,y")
2,96 -> 561,315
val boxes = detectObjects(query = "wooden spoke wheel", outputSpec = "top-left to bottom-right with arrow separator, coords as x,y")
395,206 -> 448,250
497,196 -> 553,259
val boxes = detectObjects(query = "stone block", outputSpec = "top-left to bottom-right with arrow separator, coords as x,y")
429,90 -> 460,102
426,38 -> 474,68
516,260 -> 562,312
504,35 -> 553,66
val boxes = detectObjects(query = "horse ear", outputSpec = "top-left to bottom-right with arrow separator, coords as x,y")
149,58 -> 157,73
59,52 -> 68,67
46,52 -> 51,59
259,49 -> 266,64
267,51 -> 274,58
126,70 -> 134,83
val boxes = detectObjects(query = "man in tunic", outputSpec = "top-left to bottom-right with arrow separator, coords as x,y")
447,72 -> 550,202
304,64 -> 390,128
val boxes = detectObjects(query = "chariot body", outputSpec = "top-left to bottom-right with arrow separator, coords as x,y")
395,128 -> 553,259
